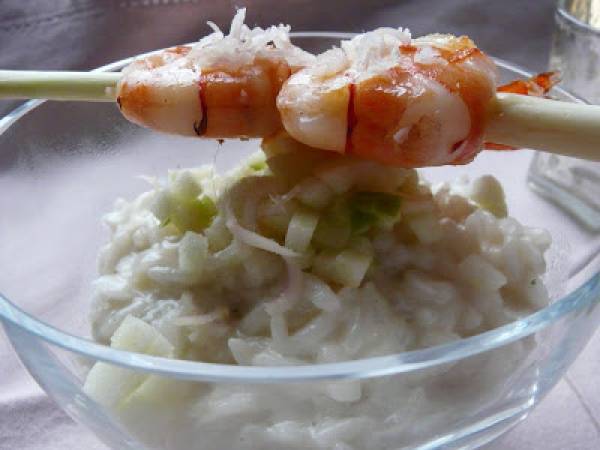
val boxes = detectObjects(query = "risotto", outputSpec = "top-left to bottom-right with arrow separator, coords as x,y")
84,132 -> 551,450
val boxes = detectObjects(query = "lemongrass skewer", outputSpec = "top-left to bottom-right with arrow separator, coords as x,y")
487,93 -> 600,161
0,70 -> 119,102
0,70 -> 599,161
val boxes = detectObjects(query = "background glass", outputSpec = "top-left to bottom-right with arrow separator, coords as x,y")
528,0 -> 600,231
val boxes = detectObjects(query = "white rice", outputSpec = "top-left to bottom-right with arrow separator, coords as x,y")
86,142 -> 551,450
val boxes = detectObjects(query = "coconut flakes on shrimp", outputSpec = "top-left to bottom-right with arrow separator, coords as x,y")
117,9 -> 314,138
189,8 -> 315,71
341,27 -> 412,77
277,26 -> 497,167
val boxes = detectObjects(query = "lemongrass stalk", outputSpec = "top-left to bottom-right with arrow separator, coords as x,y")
1,70 -> 600,162
486,93 -> 600,161
0,70 -> 120,102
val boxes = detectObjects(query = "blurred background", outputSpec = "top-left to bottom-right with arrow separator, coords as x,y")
1,1 -> 598,450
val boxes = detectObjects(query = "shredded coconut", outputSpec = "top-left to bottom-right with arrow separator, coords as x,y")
188,8 -> 315,71
414,46 -> 446,65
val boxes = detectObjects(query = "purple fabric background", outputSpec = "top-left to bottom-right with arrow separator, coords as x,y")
1,1 -> 598,449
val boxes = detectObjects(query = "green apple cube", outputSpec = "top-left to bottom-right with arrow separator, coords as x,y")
285,207 -> 320,253
83,316 -> 174,409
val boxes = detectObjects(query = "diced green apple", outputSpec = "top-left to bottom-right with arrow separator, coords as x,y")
313,245 -> 373,288
262,131 -> 334,185
285,207 -> 320,253
470,175 -> 508,218
83,316 -> 175,409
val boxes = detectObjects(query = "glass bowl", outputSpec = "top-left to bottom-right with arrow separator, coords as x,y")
1,33 -> 599,450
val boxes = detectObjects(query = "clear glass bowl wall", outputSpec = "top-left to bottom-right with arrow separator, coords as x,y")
0,34 -> 599,450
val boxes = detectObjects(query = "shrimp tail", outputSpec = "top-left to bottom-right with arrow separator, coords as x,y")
485,71 -> 561,151
496,71 -> 560,97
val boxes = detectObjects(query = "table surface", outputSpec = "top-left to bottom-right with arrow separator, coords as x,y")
1,1 -> 599,449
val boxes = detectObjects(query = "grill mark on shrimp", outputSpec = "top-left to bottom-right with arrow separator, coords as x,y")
346,83 -> 356,154
195,77 -> 208,136
451,139 -> 466,153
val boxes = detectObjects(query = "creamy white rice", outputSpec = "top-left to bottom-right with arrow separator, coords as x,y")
85,135 -> 551,450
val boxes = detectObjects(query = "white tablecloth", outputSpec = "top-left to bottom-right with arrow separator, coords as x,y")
1,1 -> 599,449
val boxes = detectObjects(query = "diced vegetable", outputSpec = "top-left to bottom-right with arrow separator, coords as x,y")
400,199 -> 435,216
226,202 -> 299,258
153,191 -> 217,233
325,380 -> 362,402
179,232 -> 209,272
261,130 -> 304,158
316,160 -> 412,194
267,150 -> 331,186
247,152 -> 268,172
169,171 -> 202,199
312,199 -> 352,250
292,245 -> 315,270
260,212 -> 292,239
152,168 -> 218,234
470,175 -> 508,218
257,199 -> 294,240
408,214 -> 443,244
351,192 -> 402,217
295,177 -> 334,209
83,316 -> 175,409
261,130 -> 330,160
205,216 -> 232,252
315,162 -> 357,194
83,360 -> 147,409
151,191 -> 173,226
110,315 -> 174,355
249,161 -> 268,172
348,192 -> 401,234
350,209 -> 375,235
313,242 -> 374,288
401,170 -> 420,194
174,195 -> 217,232
348,236 -> 374,255
285,207 -> 320,253
311,191 -> 402,248
458,254 -> 507,291
120,374 -> 192,408
303,274 -> 341,311
262,131 -> 333,185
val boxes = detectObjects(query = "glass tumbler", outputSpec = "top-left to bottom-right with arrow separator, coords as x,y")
528,0 -> 600,231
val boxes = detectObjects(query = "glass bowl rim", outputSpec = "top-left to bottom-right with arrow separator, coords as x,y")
1,32 -> 599,383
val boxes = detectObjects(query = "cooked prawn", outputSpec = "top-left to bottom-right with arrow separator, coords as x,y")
277,28 -> 498,168
117,9 -> 314,138
3,9 -> 599,164
113,15 -> 592,165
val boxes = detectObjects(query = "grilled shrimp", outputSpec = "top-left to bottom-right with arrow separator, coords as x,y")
277,28 -> 497,168
117,9 -> 314,138
116,14 -> 557,169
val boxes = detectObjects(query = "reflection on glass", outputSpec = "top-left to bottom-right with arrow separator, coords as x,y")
528,0 -> 600,231
564,0 -> 600,28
